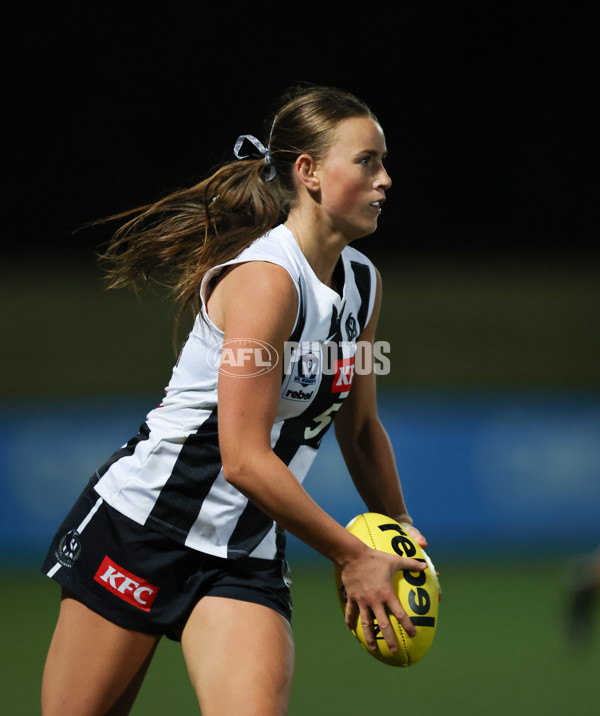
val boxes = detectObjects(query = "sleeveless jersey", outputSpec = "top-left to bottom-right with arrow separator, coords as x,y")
93,224 -> 377,560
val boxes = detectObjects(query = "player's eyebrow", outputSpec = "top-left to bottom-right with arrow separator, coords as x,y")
359,148 -> 388,159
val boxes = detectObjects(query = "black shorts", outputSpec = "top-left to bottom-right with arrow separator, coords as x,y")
41,479 -> 293,641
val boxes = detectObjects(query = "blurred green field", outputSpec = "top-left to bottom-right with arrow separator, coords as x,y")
5,561 -> 599,715
2,252 -> 599,397
2,254 -> 599,712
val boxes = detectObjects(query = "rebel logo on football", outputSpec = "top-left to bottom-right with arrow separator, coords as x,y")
94,556 -> 159,612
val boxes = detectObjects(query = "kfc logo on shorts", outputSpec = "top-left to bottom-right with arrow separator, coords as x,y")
94,556 -> 159,612
331,356 -> 355,393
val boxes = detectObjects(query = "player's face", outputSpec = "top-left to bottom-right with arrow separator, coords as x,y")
317,116 -> 391,241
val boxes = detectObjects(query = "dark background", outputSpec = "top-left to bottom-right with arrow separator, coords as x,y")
4,2 -> 598,264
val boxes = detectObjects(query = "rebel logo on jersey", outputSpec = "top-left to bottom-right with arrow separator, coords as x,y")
285,388 -> 314,401
94,556 -> 159,612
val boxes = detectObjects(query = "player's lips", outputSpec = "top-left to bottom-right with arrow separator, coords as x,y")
369,198 -> 385,211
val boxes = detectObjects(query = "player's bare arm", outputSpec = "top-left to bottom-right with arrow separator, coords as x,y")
213,261 -> 425,652
213,260 -> 368,559
335,271 -> 427,548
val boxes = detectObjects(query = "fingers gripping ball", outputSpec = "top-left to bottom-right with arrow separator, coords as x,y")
334,513 -> 440,667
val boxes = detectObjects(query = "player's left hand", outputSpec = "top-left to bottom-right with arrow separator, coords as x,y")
400,523 -> 443,602
400,523 -> 428,549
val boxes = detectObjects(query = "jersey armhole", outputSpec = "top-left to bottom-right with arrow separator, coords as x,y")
200,259 -> 302,338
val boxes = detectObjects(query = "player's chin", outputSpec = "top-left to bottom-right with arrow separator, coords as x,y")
344,219 -> 380,243
362,211 -> 383,235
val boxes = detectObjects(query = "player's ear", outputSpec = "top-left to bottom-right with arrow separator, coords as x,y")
294,154 -> 320,193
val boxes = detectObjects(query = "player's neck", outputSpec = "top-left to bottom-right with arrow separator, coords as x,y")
285,214 -> 345,292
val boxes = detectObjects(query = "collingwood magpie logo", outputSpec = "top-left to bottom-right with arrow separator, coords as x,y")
55,529 -> 82,568
345,313 -> 358,341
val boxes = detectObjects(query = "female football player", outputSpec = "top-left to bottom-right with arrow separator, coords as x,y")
41,84 -> 429,715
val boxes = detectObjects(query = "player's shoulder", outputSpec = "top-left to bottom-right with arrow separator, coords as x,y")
207,226 -> 299,296
342,245 -> 380,297
222,259 -> 295,293
342,244 -> 376,270
206,259 -> 297,336
237,225 -> 300,269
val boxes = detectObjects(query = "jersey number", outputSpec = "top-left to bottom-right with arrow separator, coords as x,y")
304,403 -> 343,441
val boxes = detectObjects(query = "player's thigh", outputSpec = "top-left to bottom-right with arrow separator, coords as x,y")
42,593 -> 161,716
181,595 -> 294,716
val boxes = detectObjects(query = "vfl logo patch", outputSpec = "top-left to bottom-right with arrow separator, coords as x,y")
293,350 -> 319,387
55,529 -> 82,568
331,357 -> 355,393
94,556 -> 159,612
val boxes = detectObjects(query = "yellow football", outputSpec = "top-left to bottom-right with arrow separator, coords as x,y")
334,512 -> 440,667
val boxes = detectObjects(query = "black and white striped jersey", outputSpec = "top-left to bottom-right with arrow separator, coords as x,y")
94,224 -> 377,560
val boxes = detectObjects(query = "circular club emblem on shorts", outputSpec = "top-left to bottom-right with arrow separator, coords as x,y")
55,529 -> 82,568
